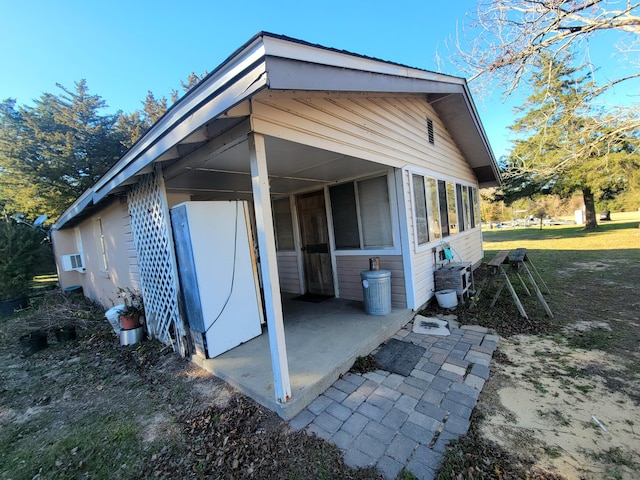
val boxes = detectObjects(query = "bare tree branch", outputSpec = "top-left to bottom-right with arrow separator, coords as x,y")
453,0 -> 640,99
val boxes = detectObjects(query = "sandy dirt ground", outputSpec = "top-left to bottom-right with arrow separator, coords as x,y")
479,328 -> 640,480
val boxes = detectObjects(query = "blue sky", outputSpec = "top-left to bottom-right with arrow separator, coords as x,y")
0,0 -> 634,161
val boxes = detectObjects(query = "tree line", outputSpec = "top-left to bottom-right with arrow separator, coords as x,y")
455,0 -> 640,229
0,73 -> 206,221
2,1 -> 639,229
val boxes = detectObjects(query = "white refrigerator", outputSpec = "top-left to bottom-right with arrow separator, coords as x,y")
170,201 -> 263,358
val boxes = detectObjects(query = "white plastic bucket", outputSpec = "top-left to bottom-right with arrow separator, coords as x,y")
105,304 -> 125,334
435,289 -> 458,309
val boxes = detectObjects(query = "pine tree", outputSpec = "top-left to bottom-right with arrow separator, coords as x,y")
498,54 -> 640,229
0,81 -> 127,218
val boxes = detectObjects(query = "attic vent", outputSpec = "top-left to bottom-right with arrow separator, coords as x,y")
427,118 -> 435,145
61,253 -> 85,272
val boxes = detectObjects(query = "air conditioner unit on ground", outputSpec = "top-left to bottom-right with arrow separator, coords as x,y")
61,253 -> 85,272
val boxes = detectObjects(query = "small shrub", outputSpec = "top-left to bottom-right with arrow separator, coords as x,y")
0,219 -> 50,301
350,355 -> 378,374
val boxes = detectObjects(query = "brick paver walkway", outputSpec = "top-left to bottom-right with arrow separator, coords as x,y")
289,317 -> 499,480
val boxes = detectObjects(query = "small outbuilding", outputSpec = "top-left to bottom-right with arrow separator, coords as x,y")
51,32 -> 500,418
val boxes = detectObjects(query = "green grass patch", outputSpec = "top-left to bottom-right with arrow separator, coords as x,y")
566,329 -> 615,350
0,412 -> 155,479
592,447 -> 637,469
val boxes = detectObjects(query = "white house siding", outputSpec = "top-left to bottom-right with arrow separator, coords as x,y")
335,255 -> 405,307
401,169 -> 484,309
52,198 -> 140,308
277,252 -> 302,294
251,91 -> 482,310
251,91 -> 476,182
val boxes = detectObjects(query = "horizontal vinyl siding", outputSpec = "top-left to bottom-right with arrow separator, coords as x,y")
444,231 -> 484,268
251,92 -> 476,184
123,206 -> 141,288
277,253 -> 302,294
336,255 -> 406,307
403,171 -> 485,309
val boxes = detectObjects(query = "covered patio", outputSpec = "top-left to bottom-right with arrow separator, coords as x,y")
190,295 -> 415,420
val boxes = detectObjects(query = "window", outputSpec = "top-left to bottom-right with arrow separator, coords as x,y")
97,218 -> 108,271
330,175 -> 393,249
425,177 -> 441,240
463,186 -> 471,231
412,174 -> 428,245
437,180 -> 449,237
456,184 -> 465,232
415,175 -> 479,241
273,198 -> 295,250
412,174 -> 442,245
470,187 -> 480,228
446,182 -> 458,235
329,182 -> 360,249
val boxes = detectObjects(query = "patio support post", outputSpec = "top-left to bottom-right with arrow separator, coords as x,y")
248,132 -> 292,404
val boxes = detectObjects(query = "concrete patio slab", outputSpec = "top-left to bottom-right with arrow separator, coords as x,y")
191,295 -> 414,420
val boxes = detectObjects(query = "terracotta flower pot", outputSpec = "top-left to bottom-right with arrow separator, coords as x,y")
120,313 -> 140,330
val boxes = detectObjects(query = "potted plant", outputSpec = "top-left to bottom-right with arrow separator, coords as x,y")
117,288 -> 144,330
0,218 -> 47,316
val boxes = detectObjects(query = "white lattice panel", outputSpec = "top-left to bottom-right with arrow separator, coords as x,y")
128,170 -> 187,355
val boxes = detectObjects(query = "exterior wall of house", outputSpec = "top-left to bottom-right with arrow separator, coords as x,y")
251,91 -> 477,183
277,252 -> 303,295
52,198 -> 139,308
252,91 -> 483,310
401,168 -> 484,309
335,255 -> 405,306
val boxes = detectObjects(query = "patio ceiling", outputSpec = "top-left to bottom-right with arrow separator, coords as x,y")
163,133 -> 388,201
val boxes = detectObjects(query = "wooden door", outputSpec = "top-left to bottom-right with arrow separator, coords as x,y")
297,191 -> 334,296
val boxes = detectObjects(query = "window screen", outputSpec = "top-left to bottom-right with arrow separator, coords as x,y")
330,175 -> 393,249
358,176 -> 393,248
438,180 -> 449,237
412,174 -> 428,245
463,186 -> 471,230
456,184 -> 466,232
426,177 -> 441,240
446,182 -> 458,235
329,182 -> 360,249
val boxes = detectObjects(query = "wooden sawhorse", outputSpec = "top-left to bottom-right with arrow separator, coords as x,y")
477,248 -> 553,319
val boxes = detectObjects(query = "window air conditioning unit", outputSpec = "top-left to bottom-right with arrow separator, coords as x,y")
61,253 -> 85,272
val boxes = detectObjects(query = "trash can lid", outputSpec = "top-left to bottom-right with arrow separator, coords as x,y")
360,269 -> 391,279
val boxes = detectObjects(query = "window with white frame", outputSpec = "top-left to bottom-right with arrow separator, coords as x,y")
437,180 -> 449,238
446,181 -> 458,236
413,175 -> 480,243
97,217 -> 108,271
470,187 -> 480,227
412,174 -> 429,245
330,175 -> 393,249
412,174 -> 442,245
